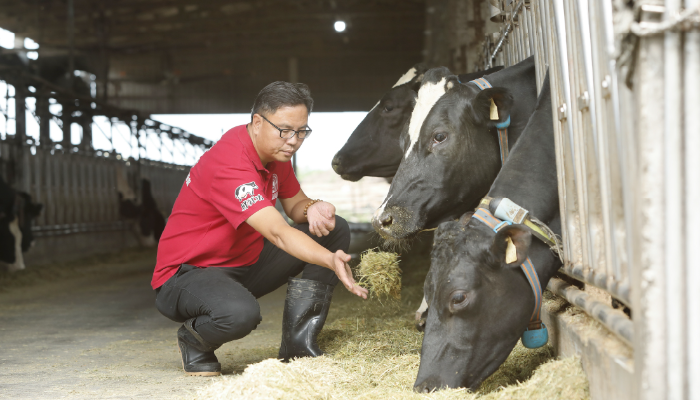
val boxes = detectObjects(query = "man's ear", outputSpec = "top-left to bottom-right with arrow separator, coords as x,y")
491,225 -> 532,267
471,87 -> 514,126
251,114 -> 264,132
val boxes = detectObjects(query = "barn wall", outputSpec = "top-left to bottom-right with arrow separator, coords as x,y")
423,0 -> 499,72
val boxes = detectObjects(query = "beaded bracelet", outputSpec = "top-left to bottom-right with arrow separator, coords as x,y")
303,199 -> 322,217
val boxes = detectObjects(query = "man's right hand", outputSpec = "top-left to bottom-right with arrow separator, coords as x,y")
331,250 -> 368,299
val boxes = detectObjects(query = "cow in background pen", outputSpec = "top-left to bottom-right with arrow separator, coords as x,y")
0,177 -> 43,272
116,165 -> 166,246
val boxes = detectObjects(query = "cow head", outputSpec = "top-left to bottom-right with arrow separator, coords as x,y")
413,216 -> 537,392
372,70 -> 513,240
332,64 -> 427,181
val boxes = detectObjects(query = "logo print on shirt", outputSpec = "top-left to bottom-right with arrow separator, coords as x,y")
272,174 -> 279,200
235,182 -> 264,211
185,173 -> 191,186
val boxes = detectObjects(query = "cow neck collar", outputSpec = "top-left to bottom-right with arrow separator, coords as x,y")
478,196 -> 561,254
466,77 -> 511,165
471,207 -> 548,348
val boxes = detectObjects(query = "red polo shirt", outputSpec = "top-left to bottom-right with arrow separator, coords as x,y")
151,124 -> 301,289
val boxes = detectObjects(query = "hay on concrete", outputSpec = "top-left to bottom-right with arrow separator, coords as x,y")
193,234 -> 589,400
194,297 -> 589,400
356,248 -> 401,300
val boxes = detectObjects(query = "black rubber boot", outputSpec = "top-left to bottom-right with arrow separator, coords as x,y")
278,278 -> 334,362
177,318 -> 222,376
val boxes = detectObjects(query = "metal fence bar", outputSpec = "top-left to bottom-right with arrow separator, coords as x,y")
685,3 -> 700,398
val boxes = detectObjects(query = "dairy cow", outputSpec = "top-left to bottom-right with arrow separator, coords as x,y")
331,65 -> 503,181
0,178 -> 43,271
117,174 -> 166,245
414,74 -> 561,392
372,56 -> 537,241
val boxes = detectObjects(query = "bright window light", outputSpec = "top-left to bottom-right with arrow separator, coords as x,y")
24,37 -> 39,50
334,20 -> 346,33
27,51 -> 38,60
0,27 -> 14,49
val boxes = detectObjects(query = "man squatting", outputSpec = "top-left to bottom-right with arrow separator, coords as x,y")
151,81 -> 368,376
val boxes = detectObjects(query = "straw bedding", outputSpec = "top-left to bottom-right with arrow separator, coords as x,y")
193,234 -> 589,399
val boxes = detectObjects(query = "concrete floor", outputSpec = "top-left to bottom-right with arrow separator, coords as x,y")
0,251 -> 288,400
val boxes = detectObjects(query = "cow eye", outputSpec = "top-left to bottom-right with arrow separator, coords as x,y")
449,290 -> 470,313
433,132 -> 448,144
383,105 -> 394,112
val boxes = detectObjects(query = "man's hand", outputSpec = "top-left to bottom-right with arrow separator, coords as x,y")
307,201 -> 336,237
331,250 -> 368,299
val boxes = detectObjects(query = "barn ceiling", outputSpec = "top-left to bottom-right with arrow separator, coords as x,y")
0,0 -> 426,114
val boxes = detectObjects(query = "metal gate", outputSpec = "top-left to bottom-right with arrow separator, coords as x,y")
484,1 -> 699,398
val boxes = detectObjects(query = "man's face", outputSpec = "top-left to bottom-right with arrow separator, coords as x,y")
251,104 -> 309,164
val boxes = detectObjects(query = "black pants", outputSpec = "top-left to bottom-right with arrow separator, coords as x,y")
154,216 -> 350,346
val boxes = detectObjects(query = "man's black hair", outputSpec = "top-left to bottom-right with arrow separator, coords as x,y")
251,81 -> 313,120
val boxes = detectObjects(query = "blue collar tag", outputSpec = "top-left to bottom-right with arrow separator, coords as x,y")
522,323 -> 548,348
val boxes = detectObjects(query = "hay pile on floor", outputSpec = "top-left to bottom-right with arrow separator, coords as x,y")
194,302 -> 588,400
356,248 -> 401,300
193,234 -> 589,399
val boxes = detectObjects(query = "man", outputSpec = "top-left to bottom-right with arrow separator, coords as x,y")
152,81 -> 368,376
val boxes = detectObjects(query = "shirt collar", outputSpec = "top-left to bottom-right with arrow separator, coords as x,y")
236,124 -> 269,173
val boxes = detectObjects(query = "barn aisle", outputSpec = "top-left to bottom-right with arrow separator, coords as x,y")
0,250 -> 287,399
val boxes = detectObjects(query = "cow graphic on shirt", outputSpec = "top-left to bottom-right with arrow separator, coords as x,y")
235,182 -> 259,201
235,182 -> 264,211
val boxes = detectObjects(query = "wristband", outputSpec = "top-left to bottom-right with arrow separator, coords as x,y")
303,199 -> 322,217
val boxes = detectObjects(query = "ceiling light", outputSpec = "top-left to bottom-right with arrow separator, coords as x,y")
334,20 -> 346,32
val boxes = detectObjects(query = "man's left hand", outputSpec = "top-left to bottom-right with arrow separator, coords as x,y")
307,201 -> 336,237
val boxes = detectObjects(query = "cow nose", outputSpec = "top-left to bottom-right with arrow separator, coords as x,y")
413,382 -> 433,393
331,153 -> 343,174
372,209 -> 394,233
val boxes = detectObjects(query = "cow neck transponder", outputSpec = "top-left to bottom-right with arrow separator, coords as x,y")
471,207 -> 549,349
468,77 -> 511,165
479,196 -> 561,258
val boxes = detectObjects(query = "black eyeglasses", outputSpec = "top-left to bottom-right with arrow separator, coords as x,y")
260,114 -> 312,139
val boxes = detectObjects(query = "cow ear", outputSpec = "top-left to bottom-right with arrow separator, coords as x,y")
445,76 -> 462,91
491,224 -> 532,267
458,212 -> 474,227
409,64 -> 428,91
471,87 -> 514,126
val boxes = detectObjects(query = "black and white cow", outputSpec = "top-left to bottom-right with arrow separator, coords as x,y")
371,56 -> 537,241
331,65 -> 504,181
116,171 -> 166,246
414,73 -> 560,392
0,178 -> 44,272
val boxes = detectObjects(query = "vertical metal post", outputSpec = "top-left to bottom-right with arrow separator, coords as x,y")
62,102 -> 72,150
37,90 -> 51,146
685,2 -> 700,398
67,0 -> 75,80
663,1 -> 686,398
14,82 -> 26,146
633,5 -> 667,399
80,116 -> 92,152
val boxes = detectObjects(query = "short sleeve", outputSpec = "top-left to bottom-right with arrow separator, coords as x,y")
277,161 -> 301,199
209,166 -> 273,228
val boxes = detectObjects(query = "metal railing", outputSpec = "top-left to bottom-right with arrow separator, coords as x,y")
0,139 -> 189,236
483,1 -> 700,398
0,70 -> 202,236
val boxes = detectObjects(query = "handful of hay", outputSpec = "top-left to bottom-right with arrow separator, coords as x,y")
356,248 -> 402,300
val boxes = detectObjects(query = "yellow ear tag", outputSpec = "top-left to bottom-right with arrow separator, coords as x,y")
505,236 -> 518,263
490,98 -> 499,121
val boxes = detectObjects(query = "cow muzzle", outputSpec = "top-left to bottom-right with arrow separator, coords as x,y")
371,206 -> 417,240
